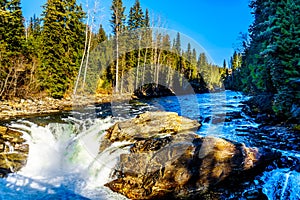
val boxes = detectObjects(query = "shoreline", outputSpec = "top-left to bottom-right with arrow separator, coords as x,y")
0,94 -> 132,122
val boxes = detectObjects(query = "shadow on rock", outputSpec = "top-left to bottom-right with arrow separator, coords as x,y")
99,111 -> 279,199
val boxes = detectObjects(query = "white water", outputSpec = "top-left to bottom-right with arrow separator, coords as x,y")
262,169 -> 300,200
0,91 -> 299,199
0,117 -> 128,200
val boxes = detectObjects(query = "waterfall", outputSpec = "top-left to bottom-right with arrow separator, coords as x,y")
0,117 -> 128,200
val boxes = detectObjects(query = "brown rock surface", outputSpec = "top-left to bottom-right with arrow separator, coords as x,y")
0,126 -> 29,177
101,111 -> 278,199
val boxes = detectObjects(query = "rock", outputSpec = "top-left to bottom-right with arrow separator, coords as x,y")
244,94 -> 274,115
291,103 -> 300,120
101,112 -> 278,199
132,83 -> 175,99
99,111 -> 200,152
0,126 -> 29,177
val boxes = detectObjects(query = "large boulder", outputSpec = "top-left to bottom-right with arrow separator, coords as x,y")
101,112 -> 278,199
99,111 -> 200,152
132,84 -> 175,99
0,126 -> 29,177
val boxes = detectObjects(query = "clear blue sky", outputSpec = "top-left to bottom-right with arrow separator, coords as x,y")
21,0 -> 253,66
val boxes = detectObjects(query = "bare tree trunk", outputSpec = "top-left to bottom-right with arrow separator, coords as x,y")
0,66 -> 12,98
74,13 -> 89,95
135,33 -> 141,89
74,0 -> 101,95
120,66 -> 124,94
82,25 -> 93,90
153,34 -> 158,86
142,47 -> 148,86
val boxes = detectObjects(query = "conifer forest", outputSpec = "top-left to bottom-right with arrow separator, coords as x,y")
0,0 -> 299,120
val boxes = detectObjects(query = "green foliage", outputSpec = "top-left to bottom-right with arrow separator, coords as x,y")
0,0 -> 28,99
0,0 -> 225,100
128,0 -> 144,30
97,24 -> 107,44
110,0 -> 126,35
225,0 -> 300,118
39,0 -> 85,98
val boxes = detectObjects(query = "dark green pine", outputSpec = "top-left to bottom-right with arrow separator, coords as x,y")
128,0 -> 144,30
40,0 -> 85,99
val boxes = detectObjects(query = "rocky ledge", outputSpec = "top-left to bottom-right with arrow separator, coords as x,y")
0,126 -> 29,177
101,111 -> 279,199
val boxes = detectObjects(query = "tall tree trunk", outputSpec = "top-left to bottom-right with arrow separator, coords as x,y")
135,34 -> 141,89
82,25 -> 93,90
142,47 -> 148,86
74,15 -> 89,95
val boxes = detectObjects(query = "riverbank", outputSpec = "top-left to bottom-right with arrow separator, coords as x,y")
0,94 -> 132,121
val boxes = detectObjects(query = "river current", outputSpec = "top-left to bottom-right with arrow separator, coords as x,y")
0,91 -> 299,199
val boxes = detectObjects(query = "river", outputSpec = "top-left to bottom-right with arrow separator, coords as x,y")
0,91 -> 299,199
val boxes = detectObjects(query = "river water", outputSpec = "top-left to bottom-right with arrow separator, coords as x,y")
0,91 -> 299,199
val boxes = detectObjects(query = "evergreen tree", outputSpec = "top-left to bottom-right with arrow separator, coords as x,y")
231,51 -> 242,71
144,9 -> 150,27
40,0 -> 85,98
0,0 -> 26,98
267,0 -> 300,116
223,59 -> 227,69
97,24 -> 107,44
2,0 -> 24,54
128,0 -> 144,30
232,0 -> 300,118
174,32 -> 181,55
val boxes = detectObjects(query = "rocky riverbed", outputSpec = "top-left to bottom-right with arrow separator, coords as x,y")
0,94 -> 132,121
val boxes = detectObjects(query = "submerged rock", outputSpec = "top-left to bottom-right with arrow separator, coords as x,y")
0,126 -> 29,177
101,111 -> 279,199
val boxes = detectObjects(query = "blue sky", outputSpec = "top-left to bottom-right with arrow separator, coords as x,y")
21,0 -> 253,66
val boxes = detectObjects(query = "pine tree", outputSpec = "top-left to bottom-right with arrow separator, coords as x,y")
3,0 -> 24,54
40,0 -> 85,98
174,32 -> 181,55
237,0 -> 300,117
128,0 -> 144,30
267,0 -> 300,116
97,24 -> 107,44
231,51 -> 242,71
144,9 -> 150,27
0,0 -> 26,98
127,0 -> 145,89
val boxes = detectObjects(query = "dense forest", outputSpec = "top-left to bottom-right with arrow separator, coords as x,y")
1,0 -> 299,120
225,0 -> 300,119
0,0 -> 226,100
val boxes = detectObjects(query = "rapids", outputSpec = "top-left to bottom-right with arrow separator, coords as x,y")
0,91 -> 299,199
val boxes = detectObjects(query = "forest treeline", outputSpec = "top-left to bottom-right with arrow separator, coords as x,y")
0,0 -> 226,100
225,0 -> 300,119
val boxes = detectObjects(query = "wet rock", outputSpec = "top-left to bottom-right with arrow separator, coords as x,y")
102,112 -> 278,199
99,111 -> 200,152
244,94 -> 274,115
291,103 -> 300,121
225,111 -> 243,122
0,126 -> 29,177
132,84 -> 175,99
